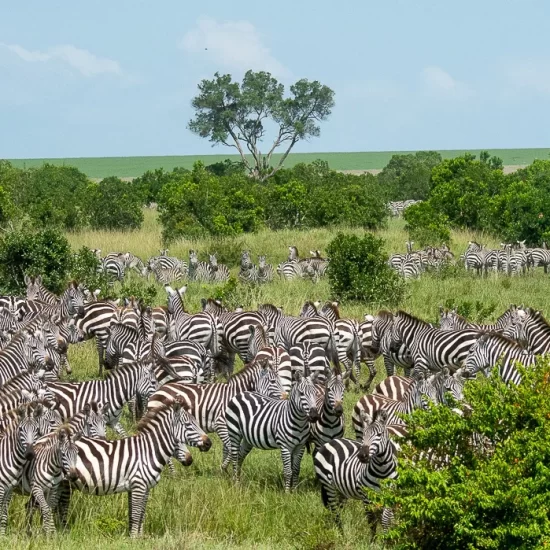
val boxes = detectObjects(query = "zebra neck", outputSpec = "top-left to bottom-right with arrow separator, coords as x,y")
137,424 -> 176,467
287,395 -> 309,424
360,445 -> 397,485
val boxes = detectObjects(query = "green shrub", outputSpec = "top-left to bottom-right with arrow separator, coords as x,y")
326,232 -> 404,304
441,298 -> 497,323
371,358 -> 550,549
116,279 -> 160,307
0,225 -> 73,294
69,246 -> 112,297
404,202 -> 451,247
88,177 -> 144,231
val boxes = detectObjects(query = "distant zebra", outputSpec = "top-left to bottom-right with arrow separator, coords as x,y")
188,250 -> 212,282
65,402 -> 211,538
527,248 -> 550,272
208,254 -> 230,283
464,332 -> 535,385
257,255 -> 274,283
23,281 -> 86,319
314,409 -> 397,533
276,252 -> 304,280
238,251 -> 258,283
0,404 -> 43,534
148,264 -> 186,285
392,310 -> 482,376
225,372 -> 320,491
146,251 -> 188,273
25,275 -> 59,305
99,256 -> 125,282
438,305 -> 516,333
47,361 -> 158,435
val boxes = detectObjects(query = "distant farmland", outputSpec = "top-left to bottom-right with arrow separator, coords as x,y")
7,148 -> 549,178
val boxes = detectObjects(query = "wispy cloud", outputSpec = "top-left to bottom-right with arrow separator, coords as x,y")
1,43 -> 121,77
180,18 -> 290,78
422,66 -> 474,100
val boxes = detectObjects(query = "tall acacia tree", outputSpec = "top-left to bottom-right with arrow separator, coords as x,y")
188,71 -> 335,181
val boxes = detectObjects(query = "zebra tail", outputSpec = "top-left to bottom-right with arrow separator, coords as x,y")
327,331 -> 341,374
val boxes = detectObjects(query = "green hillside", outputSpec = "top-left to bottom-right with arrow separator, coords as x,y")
7,148 -> 549,178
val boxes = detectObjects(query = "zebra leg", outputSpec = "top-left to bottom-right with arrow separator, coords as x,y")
216,419 -> 232,472
381,507 -> 395,533
321,485 -> 344,529
32,485 -> 55,534
361,359 -> 377,392
128,486 -> 149,538
96,338 -> 105,377
364,501 -> 379,538
25,494 -> 38,535
234,439 -> 253,483
166,459 -> 176,476
383,354 -> 395,377
0,486 -> 13,535
280,447 -> 294,492
290,445 -> 306,490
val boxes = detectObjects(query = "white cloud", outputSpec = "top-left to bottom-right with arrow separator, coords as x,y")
422,66 -> 474,100
180,18 -> 290,77
1,42 -> 121,77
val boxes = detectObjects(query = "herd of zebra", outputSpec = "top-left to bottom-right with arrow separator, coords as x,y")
93,245 -> 329,286
387,200 -> 422,217
0,271 -> 545,537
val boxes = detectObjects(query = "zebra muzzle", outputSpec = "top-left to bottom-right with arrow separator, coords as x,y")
308,409 -> 321,423
334,403 -> 344,417
357,446 -> 370,464
199,435 -> 212,452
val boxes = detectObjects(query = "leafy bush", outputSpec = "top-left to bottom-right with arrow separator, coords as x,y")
88,177 -> 144,231
326,232 -> 404,304
116,279 -> 159,307
69,246 -> 112,297
441,298 -> 497,323
0,225 -> 73,294
371,358 -> 550,549
202,237 -> 247,268
403,202 -> 451,247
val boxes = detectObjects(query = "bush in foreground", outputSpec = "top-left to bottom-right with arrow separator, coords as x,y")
327,232 -> 404,304
371,358 -> 550,549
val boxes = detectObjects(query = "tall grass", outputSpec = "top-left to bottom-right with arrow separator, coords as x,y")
8,213 -> 550,548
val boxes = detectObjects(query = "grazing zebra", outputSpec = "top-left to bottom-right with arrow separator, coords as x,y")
505,307 -> 550,355
208,254 -> 230,283
438,305 -> 516,333
65,402 -> 211,538
289,341 -> 329,382
46,361 -> 158,435
464,332 -> 534,385
188,250 -> 213,282
314,409 -> 397,533
0,327 -> 53,387
351,378 -> 424,440
527,248 -> 550,272
23,403 -> 108,533
0,403 -> 43,534
99,256 -> 125,282
225,372 -> 320,491
238,251 -> 258,283
392,311 -> 482,376
309,372 -> 345,455
25,275 -> 59,305
76,299 -> 119,376
145,251 -> 188,274
257,255 -> 274,283
148,264 -> 187,285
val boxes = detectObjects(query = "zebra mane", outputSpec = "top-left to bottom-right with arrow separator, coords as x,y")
301,301 -> 318,315
396,310 -> 431,327
202,298 -> 225,314
376,310 -> 394,321
479,331 -> 527,349
527,308 -> 550,327
33,424 -> 74,451
136,402 -> 176,432
321,302 -> 340,320
258,304 -> 281,316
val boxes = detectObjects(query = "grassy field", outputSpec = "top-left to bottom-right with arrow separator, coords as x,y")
6,212 -> 550,549
7,148 -> 550,178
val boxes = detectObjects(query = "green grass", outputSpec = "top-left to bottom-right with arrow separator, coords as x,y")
7,212 -> 550,548
7,148 -> 550,178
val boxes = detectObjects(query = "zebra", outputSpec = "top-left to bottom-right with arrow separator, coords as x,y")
309,371 -> 345,455
99,255 -> 125,282
146,250 -> 188,272
201,298 -> 268,377
257,255 -> 274,283
23,281 -> 86,319
464,332 -> 535,385
104,322 -> 151,370
64,402 -> 212,538
158,339 -> 212,382
357,314 -> 378,389
314,409 -> 397,534
238,251 -> 258,283
438,305 -> 516,333
289,341 -> 329,382
351,377 -> 425,440
225,372 -> 320,491
0,403 -> 44,534
118,252 -> 146,275
188,250 -> 213,282
148,264 -> 186,285
147,358 -> 285,468
25,275 -> 59,305
46,361 -> 158,435
0,327 -> 53,387
391,310 -> 482,376
208,254 -> 230,283
253,346 -> 293,394
0,295 -> 26,320
504,307 -> 550,355
23,403 -> 108,533
246,324 -> 271,363
527,248 -> 550,273
276,253 -> 304,280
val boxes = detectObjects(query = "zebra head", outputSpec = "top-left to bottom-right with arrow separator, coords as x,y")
16,403 -> 43,459
188,250 -> 199,267
288,246 -> 299,261
258,255 -> 268,269
291,372 -> 321,422
22,328 -> 54,376
24,274 -> 43,301
439,306 -> 458,331
502,308 -> 528,346
357,409 -> 390,464
61,316 -> 87,345
299,301 -> 318,318
165,285 -> 187,315
39,399 -> 63,435
173,400 -> 212,454
256,359 -> 286,399
135,361 -> 159,418
104,322 -> 130,370
56,427 -> 83,481
208,253 -> 219,271
82,402 -> 108,439
62,281 -> 86,317
324,371 -> 344,417
241,250 -> 253,270
464,335 -> 490,378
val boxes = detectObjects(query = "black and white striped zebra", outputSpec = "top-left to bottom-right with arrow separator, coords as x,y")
65,402 -> 211,538
225,372 -> 320,491
464,332 -> 534,385
392,310 -> 482,375
505,307 -> 550,355
438,305 -> 516,333
99,255 -> 125,282
246,324 -> 271,363
23,281 -> 86,319
0,403 -> 44,534
76,299 -> 120,376
289,341 -> 329,382
238,251 -> 258,283
314,409 -> 397,533
188,250 -> 213,282
104,321 -> 151,370
257,255 -> 274,283
47,361 -> 158,435
208,253 -> 230,283
146,250 -> 188,274
253,346 -> 293,394
0,295 -> 26,320
148,264 -> 186,285
25,275 -> 59,305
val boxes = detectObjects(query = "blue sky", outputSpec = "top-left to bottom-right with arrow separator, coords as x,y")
1,0 -> 549,158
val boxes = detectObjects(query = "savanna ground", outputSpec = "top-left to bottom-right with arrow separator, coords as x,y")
6,211 -> 550,550
8,148 -> 546,178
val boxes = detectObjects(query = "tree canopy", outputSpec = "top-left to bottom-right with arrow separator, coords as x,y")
188,71 -> 335,181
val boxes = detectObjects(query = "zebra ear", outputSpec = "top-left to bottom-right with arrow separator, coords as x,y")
200,298 -> 207,310
364,314 -> 374,322
178,286 -> 187,296
360,410 -> 373,425
293,370 -> 304,382
164,285 -> 174,295
374,409 -> 389,425
24,274 -> 31,285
